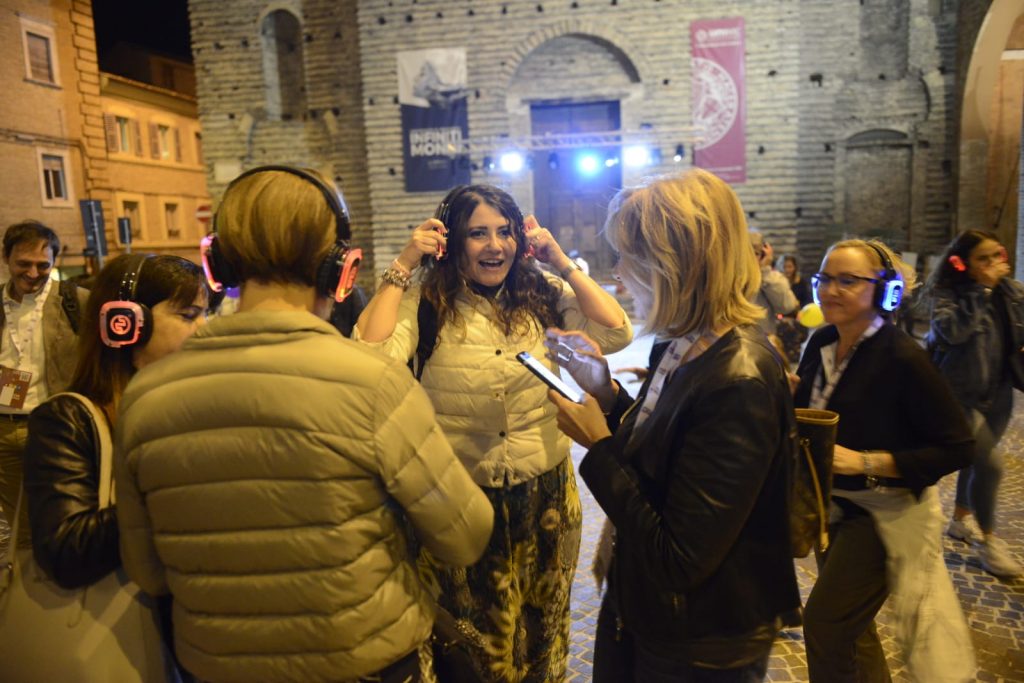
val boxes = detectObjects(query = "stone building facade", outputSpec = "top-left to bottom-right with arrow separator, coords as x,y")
188,0 -> 1017,281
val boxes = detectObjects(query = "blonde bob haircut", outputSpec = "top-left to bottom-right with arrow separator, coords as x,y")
605,168 -> 764,338
214,168 -> 338,286
824,238 -> 919,294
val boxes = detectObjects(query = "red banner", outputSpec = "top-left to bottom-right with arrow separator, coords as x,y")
691,18 -> 746,183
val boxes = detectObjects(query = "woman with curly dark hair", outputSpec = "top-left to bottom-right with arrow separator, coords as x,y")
927,229 -> 1024,578
357,184 -> 632,682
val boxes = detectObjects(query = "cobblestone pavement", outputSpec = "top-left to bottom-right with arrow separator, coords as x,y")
565,334 -> 1024,682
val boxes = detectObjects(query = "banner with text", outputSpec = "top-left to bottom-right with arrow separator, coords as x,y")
691,18 -> 746,183
398,48 -> 470,192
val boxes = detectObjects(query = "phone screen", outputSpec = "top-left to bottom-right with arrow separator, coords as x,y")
516,352 -> 583,403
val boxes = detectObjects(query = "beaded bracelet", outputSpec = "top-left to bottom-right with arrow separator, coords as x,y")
380,266 -> 411,290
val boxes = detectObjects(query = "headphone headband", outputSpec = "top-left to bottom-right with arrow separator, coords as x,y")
219,165 -> 350,241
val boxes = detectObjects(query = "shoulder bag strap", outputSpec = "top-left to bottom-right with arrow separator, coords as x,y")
47,392 -> 114,509
413,296 -> 439,382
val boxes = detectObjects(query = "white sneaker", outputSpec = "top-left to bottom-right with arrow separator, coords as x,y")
978,536 -> 1023,578
946,517 -> 980,544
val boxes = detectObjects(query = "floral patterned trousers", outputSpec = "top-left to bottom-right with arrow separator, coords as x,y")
420,458 -> 582,683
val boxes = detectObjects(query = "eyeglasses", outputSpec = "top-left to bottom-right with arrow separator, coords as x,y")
811,272 -> 879,291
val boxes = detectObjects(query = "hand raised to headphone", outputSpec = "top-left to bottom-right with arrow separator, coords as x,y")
397,218 -> 447,271
524,215 -> 570,271
976,259 -> 1010,288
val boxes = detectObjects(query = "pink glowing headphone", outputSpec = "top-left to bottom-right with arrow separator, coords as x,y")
200,166 -> 362,302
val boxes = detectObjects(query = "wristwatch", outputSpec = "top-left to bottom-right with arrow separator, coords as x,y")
559,261 -> 583,280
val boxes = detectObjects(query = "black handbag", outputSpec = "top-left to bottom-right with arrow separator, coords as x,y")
431,606 -> 486,683
790,408 -> 839,558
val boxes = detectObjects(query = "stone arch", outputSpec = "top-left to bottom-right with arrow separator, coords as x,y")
501,19 -> 650,89
260,6 -> 306,121
957,0 -> 1024,264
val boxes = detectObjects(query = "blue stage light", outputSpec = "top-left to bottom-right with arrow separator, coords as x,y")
577,153 -> 600,176
499,151 -> 524,173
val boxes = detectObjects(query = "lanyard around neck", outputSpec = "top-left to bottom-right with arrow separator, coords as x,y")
3,280 -> 50,364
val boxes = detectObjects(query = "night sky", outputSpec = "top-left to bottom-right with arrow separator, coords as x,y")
92,0 -> 192,63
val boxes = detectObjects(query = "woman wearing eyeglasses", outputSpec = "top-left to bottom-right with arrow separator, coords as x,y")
926,230 -> 1024,578
794,239 -> 975,683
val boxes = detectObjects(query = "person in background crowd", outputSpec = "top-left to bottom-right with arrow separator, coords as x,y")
0,221 -> 86,555
4,254 -> 209,681
780,253 -> 813,308
796,239 -> 975,683
749,229 -> 799,336
356,184 -> 631,682
926,230 -> 1024,578
116,166 -> 493,683
547,169 -> 799,682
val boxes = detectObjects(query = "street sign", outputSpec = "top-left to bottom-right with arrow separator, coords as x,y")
196,204 -> 213,224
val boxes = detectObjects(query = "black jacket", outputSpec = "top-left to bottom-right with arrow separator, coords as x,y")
795,322 -> 973,497
23,394 -> 120,589
580,325 -> 800,666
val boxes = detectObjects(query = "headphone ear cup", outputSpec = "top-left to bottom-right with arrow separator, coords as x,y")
316,243 -> 346,299
877,278 -> 904,312
99,301 -> 152,348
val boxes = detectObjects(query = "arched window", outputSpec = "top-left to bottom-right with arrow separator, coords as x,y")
261,9 -> 306,120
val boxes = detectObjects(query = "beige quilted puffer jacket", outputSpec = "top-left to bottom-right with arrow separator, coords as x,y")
115,310 -> 493,682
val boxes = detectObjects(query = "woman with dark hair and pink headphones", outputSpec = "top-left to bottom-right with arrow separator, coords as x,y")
927,230 -> 1024,578
0,253 -> 208,681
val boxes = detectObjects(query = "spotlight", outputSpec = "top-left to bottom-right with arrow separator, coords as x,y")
499,151 -> 524,173
604,155 -> 620,168
548,152 -> 559,170
673,144 -> 685,163
577,153 -> 600,176
483,155 -> 494,171
623,145 -> 651,167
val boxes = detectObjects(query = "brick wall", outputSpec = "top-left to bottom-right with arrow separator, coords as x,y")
188,0 -> 963,279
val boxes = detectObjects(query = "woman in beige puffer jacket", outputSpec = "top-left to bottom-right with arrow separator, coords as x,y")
115,166 -> 493,683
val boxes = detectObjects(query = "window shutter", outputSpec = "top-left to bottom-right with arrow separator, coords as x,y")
26,33 -> 53,82
148,123 -> 160,159
173,128 -> 182,162
103,114 -> 119,152
132,120 -> 144,157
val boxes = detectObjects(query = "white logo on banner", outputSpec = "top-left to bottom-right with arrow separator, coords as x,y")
397,48 -> 468,109
691,57 -> 739,150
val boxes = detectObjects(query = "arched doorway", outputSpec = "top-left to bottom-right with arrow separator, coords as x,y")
507,33 -> 643,280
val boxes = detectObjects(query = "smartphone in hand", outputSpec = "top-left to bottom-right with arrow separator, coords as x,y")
516,352 -> 583,403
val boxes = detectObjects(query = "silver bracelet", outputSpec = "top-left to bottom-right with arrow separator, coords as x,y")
380,267 -> 411,291
861,451 -> 879,488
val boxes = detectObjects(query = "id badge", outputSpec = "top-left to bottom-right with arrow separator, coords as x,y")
0,366 -> 31,410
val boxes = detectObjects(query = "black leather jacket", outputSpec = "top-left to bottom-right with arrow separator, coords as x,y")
23,394 -> 120,589
580,325 -> 800,667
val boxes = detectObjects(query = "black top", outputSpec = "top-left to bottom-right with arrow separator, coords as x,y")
580,325 -> 800,667
794,322 -> 973,497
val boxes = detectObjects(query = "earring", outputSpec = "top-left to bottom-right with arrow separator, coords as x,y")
949,255 -> 967,272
